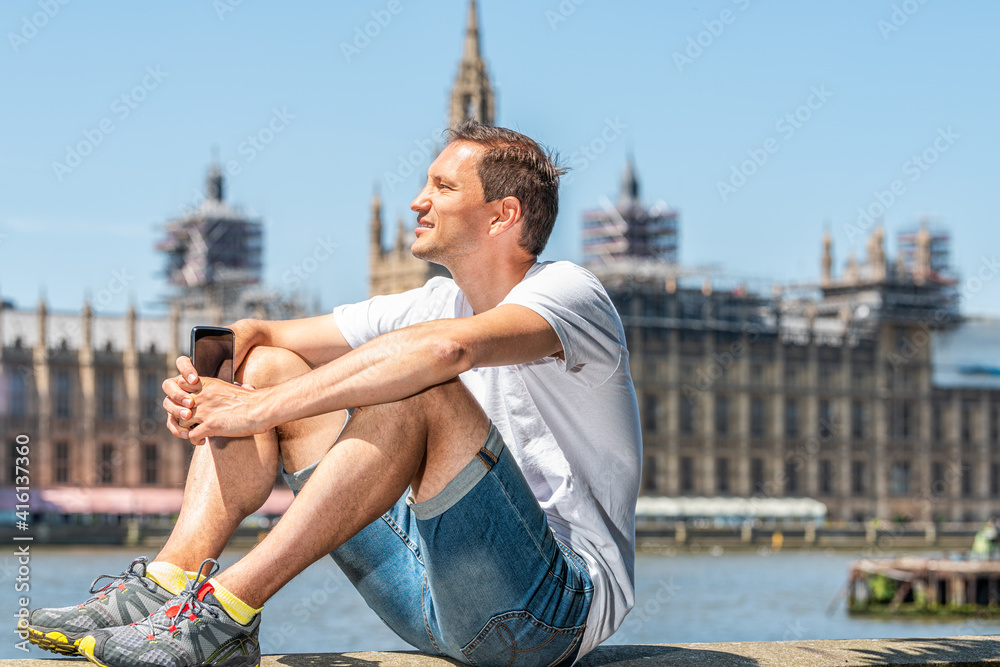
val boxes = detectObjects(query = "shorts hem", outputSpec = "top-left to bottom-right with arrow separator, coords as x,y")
409,423 -> 504,521
281,408 -> 354,492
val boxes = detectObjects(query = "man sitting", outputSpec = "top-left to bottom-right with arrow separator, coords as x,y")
27,121 -> 642,667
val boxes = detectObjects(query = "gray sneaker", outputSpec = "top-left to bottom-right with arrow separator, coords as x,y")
27,557 -> 174,656
79,558 -> 260,667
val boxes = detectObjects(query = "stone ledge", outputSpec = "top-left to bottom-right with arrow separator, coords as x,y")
4,636 -> 1000,666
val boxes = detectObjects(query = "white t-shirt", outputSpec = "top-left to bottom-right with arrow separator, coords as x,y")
333,260 -> 642,657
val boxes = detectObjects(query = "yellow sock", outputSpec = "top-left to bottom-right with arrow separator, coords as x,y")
145,561 -> 192,596
206,578 -> 263,625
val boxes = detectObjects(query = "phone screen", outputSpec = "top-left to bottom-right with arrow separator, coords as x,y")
191,327 -> 235,383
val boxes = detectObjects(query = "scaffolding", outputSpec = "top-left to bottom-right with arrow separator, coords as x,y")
582,158 -> 678,267
897,223 -> 957,286
156,165 -> 264,319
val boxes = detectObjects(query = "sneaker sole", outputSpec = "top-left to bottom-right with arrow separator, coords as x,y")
79,635 -> 260,667
79,635 -> 112,667
27,628 -> 82,656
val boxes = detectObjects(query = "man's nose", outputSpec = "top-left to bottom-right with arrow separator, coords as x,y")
410,189 -> 430,212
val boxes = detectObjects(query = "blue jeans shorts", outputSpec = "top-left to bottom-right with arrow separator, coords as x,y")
283,422 -> 594,667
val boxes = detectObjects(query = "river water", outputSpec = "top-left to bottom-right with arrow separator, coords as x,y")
4,546 -> 997,659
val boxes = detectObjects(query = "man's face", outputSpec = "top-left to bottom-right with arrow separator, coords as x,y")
409,141 -> 495,264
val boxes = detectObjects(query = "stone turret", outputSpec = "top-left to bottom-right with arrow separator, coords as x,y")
821,230 -> 833,286
370,190 -> 384,256
449,0 -> 495,127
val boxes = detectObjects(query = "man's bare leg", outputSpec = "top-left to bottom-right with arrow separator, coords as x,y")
155,346 -> 347,573
215,378 -> 489,607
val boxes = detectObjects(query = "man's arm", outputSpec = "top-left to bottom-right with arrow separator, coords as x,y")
173,304 -> 560,441
231,314 -> 353,369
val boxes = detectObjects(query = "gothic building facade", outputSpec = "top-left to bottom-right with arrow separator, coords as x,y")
0,1 -> 497,513
6,0 -> 998,526
0,165 -> 305,511
1,302 -> 196,494
368,0 -> 495,297
592,165 -> 1000,522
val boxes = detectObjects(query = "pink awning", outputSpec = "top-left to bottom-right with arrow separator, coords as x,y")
33,487 -> 294,516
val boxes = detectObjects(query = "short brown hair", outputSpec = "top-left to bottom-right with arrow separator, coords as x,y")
447,121 -> 566,257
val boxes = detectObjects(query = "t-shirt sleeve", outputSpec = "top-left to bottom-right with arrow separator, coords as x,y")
501,263 -> 625,388
333,278 -> 458,349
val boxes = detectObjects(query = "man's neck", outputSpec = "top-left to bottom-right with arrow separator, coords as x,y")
452,256 -> 538,315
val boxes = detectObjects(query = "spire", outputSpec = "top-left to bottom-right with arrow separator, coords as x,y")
36,296 -> 47,352
207,162 -> 224,202
618,155 -> 640,208
872,225 -> 886,281
126,302 -> 137,352
82,298 -> 93,350
396,216 -> 407,255
821,228 -> 833,286
168,300 -> 180,359
845,250 -> 859,285
463,0 -> 480,62
370,188 -> 383,254
915,221 -> 932,284
449,0 -> 495,127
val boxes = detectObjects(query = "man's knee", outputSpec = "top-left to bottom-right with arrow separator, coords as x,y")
407,379 -> 489,443
350,378 -> 483,435
414,377 -> 472,403
238,345 -> 311,388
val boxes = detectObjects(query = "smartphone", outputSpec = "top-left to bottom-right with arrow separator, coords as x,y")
190,326 -> 235,383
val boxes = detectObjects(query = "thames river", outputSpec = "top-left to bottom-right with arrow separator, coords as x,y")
4,547 -> 997,659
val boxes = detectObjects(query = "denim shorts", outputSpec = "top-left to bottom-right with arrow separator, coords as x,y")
283,422 -> 594,667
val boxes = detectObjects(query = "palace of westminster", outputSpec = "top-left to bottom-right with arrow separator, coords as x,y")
3,1 -> 999,524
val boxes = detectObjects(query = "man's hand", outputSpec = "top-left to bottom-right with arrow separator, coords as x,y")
162,355 -> 269,445
229,319 -> 264,372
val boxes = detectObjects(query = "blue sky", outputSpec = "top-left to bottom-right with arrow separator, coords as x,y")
1,0 -> 998,317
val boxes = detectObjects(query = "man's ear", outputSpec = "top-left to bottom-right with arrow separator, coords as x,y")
488,196 -> 522,236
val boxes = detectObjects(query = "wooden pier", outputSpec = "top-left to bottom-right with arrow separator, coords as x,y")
848,556 -> 1000,614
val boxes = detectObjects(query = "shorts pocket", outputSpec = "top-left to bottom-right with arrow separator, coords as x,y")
461,610 -> 583,667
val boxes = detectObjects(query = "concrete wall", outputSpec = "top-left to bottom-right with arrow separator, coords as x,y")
7,637 -> 1000,666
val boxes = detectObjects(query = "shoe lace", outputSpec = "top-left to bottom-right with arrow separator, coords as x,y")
142,558 -> 221,639
88,556 -> 155,597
